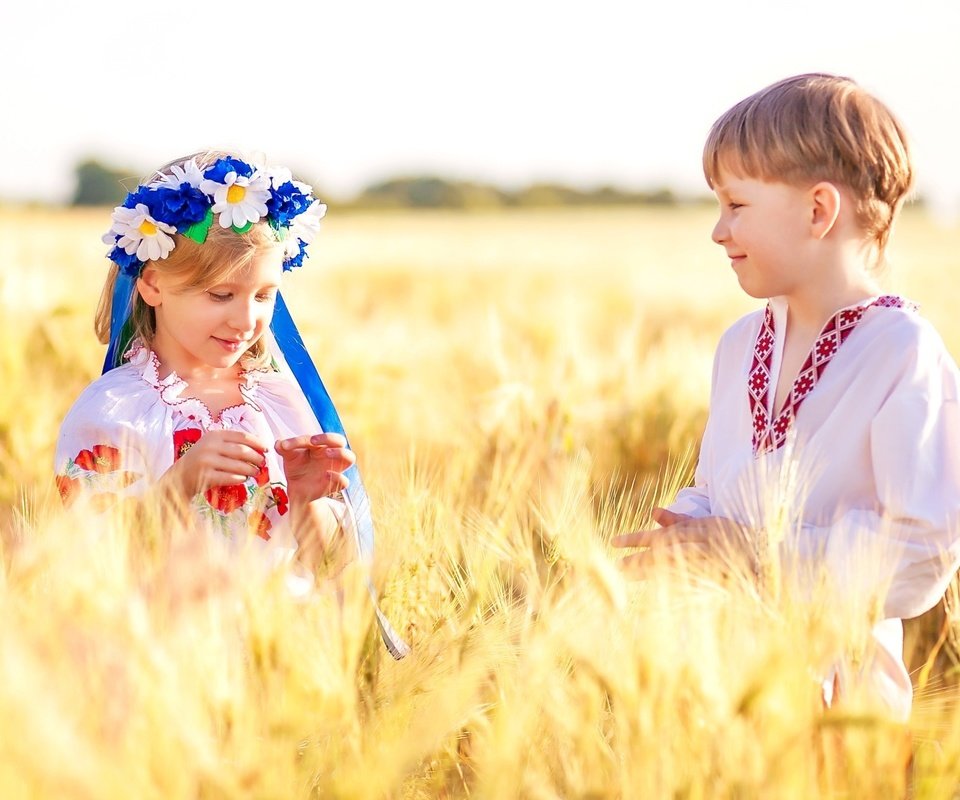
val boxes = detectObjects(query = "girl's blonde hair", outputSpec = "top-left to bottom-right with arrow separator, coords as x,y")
702,73 -> 913,255
95,151 -> 282,367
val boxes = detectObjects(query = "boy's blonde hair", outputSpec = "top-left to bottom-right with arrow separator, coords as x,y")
702,73 -> 913,254
95,151 -> 282,367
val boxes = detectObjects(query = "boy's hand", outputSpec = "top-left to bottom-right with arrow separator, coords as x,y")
275,432 -> 356,504
165,430 -> 268,498
612,507 -> 754,577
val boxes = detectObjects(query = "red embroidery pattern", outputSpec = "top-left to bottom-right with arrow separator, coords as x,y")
173,428 -> 202,460
57,444 -> 141,508
748,295 -> 916,455
170,426 -> 287,537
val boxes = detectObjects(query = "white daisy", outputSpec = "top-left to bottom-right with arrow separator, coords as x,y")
200,170 -> 271,229
288,199 -> 327,244
150,158 -> 204,191
105,204 -> 177,262
267,166 -> 293,189
283,237 -> 303,262
283,200 -> 327,260
265,165 -> 313,193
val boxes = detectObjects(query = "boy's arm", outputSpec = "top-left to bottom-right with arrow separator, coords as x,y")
666,332 -> 727,519
784,350 -> 960,620
668,456 -> 712,517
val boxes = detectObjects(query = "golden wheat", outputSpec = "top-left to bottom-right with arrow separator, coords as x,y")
2,205 -> 960,797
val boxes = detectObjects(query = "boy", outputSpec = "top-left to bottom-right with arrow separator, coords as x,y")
614,74 -> 960,721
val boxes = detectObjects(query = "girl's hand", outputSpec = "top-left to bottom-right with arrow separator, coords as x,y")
294,499 -> 357,576
163,430 -> 268,498
611,507 -> 755,577
275,432 -> 356,504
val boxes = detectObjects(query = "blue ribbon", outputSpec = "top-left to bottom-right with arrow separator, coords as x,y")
270,293 -> 409,658
103,270 -> 138,373
103,279 -> 409,659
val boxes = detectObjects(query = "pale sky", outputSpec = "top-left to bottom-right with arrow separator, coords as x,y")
3,0 -> 959,218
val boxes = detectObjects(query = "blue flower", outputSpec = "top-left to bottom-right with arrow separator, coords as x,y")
122,186 -> 152,210
148,185 -> 210,229
109,245 -> 143,276
267,181 -> 313,227
204,157 -> 254,184
103,157 -> 322,273
282,239 -> 309,271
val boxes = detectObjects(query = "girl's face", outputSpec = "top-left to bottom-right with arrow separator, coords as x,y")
138,245 -> 284,377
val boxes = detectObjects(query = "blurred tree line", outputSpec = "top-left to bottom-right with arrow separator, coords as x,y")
70,157 -> 703,209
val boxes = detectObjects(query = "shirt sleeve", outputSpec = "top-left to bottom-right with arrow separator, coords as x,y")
55,389 -> 151,511
668,336 -> 724,518
784,345 -> 960,620
669,443 -> 713,516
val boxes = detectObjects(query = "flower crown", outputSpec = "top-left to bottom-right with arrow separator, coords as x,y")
102,156 -> 326,276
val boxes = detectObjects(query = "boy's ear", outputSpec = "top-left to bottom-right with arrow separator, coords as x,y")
809,182 -> 842,240
137,267 -> 163,308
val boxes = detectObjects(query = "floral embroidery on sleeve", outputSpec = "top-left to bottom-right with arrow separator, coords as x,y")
56,444 -> 143,509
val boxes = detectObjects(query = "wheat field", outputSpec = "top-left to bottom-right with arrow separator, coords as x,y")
3,204 -> 960,797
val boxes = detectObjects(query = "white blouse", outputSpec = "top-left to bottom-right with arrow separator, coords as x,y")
55,342 -> 338,585
669,297 -> 960,721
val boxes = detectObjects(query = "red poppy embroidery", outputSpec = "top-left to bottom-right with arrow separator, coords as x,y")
249,511 -> 272,540
204,484 -> 248,515
748,295 -> 916,455
173,427 -> 202,460
74,444 -> 122,473
56,474 -> 81,506
58,443 -> 143,510
173,427 -> 255,515
254,461 -> 270,487
271,485 -> 289,516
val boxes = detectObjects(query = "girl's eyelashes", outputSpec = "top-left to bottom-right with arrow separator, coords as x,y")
207,291 -> 277,302
728,202 -> 743,210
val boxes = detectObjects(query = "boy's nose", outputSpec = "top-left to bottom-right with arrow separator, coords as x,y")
711,218 -> 729,245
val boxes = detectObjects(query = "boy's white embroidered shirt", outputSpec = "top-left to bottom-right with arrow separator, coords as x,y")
669,297 -> 960,721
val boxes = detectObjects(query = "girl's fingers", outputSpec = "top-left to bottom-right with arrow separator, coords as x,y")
325,470 -> 350,491
188,432 -> 266,469
323,448 -> 356,466
203,468 -> 254,486
276,433 -> 348,452
222,442 -> 267,466
217,474 -> 252,486
211,429 -> 270,453
275,440 -> 355,469
312,433 -> 347,448
206,454 -> 263,480
199,451 -> 263,476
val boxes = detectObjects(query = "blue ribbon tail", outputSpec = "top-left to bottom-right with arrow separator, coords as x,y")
271,292 -> 410,659
103,271 -> 137,374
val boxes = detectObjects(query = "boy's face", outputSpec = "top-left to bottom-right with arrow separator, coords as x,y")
710,169 -> 813,300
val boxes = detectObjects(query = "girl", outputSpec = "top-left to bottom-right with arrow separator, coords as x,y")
56,151 -> 407,656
